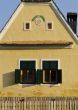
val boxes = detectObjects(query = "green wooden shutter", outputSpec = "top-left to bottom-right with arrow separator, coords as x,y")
15,69 -> 21,83
36,69 -> 43,84
57,69 -> 62,83
51,70 -> 57,84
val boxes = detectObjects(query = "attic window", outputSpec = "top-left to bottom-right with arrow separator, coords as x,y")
24,22 -> 31,30
46,22 -> 53,30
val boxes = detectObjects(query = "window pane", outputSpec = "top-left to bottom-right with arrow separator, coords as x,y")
43,70 -> 50,83
43,70 -> 57,84
51,70 -> 57,84
20,61 -> 36,69
22,69 -> 36,84
42,61 -> 58,69
26,23 -> 30,29
50,61 -> 58,69
43,61 -> 50,69
48,23 -> 52,29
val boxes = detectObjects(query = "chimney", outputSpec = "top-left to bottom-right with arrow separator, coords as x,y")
67,12 -> 77,34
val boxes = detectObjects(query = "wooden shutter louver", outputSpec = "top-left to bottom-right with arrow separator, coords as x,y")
57,69 -> 62,83
51,69 -> 57,84
36,69 -> 43,84
15,69 -> 21,83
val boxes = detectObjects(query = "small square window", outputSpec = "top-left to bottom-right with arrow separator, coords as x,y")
48,23 -> 52,29
24,22 -> 31,30
46,22 -> 53,30
26,23 -> 30,29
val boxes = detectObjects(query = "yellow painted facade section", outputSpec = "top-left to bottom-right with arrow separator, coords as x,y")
1,3 -> 74,43
0,3 -> 78,97
0,48 -> 78,96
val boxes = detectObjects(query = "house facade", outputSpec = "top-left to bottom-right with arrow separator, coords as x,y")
0,0 -> 78,97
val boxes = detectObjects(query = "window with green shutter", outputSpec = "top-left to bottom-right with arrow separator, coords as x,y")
42,60 -> 62,84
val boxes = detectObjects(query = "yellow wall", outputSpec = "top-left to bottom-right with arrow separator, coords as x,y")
0,48 -> 78,96
1,3 -> 74,43
0,3 -> 78,97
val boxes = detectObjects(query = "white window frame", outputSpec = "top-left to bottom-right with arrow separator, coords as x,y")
46,21 -> 54,31
18,59 -> 37,70
41,59 -> 60,69
23,21 -> 31,31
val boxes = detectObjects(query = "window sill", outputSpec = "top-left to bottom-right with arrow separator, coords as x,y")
40,84 -> 61,87
18,83 -> 61,87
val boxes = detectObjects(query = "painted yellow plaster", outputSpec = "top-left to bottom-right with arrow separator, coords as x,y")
0,49 -> 78,96
1,3 -> 74,43
0,3 -> 78,97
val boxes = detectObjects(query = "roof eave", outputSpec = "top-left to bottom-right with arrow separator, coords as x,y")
51,1 -> 78,44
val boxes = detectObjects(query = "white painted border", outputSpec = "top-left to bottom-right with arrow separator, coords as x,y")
40,83 -> 61,87
41,59 -> 60,69
18,59 -> 37,70
23,21 -> 31,31
46,21 -> 54,31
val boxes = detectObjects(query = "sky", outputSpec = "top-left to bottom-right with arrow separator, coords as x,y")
0,0 -> 78,33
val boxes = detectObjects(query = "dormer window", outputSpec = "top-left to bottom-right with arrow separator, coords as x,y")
46,22 -> 53,30
24,22 -> 31,30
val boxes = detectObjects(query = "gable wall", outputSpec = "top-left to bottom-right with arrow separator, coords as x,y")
1,3 -> 75,43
